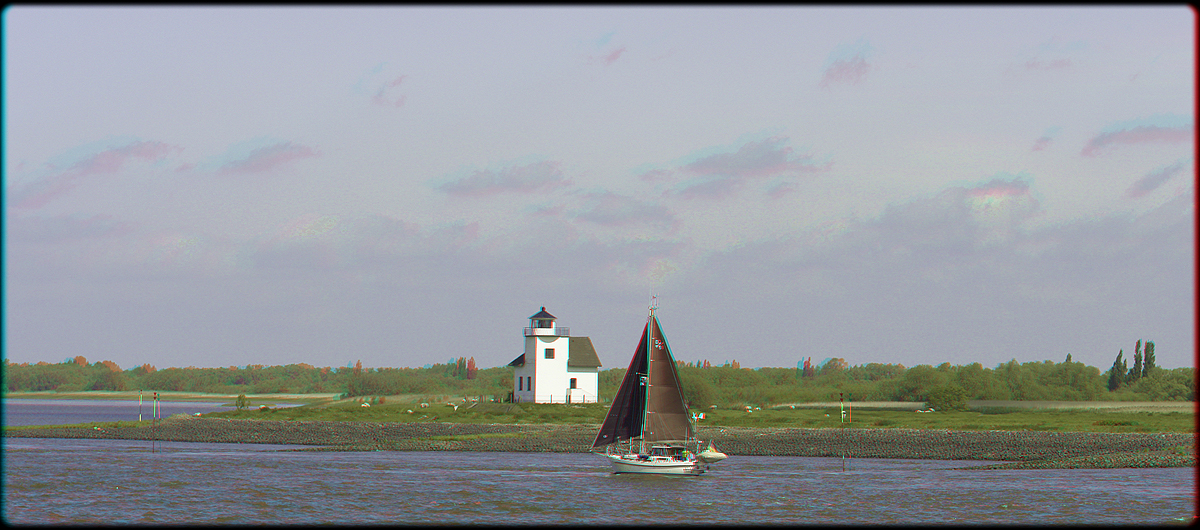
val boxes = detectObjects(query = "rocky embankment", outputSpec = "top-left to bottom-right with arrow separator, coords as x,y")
6,417 -> 1194,468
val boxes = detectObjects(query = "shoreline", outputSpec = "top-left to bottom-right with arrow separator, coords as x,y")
5,417 -> 1194,469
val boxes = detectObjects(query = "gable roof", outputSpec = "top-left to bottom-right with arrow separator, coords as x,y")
567,337 -> 602,368
506,337 -> 602,369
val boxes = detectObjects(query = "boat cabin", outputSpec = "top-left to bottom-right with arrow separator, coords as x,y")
642,444 -> 691,461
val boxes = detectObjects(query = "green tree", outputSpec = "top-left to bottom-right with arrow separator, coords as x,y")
89,370 -> 128,391
1129,340 -> 1143,384
236,394 -> 249,411
681,376 -> 716,409
891,365 -> 949,402
1142,341 -> 1156,378
1107,350 -> 1124,391
926,383 -> 969,411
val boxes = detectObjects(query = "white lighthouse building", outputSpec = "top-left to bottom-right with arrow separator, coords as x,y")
508,307 -> 602,403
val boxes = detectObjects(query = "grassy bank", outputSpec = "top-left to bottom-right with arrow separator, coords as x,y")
177,398 -> 1194,434
2,390 -> 341,404
4,393 -> 1193,434
5,417 -> 1194,469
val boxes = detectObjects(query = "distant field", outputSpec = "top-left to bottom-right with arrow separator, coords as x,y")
2,391 -> 342,404
778,400 -> 1195,413
6,392 -> 1194,414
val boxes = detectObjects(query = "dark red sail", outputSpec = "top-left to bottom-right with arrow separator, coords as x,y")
642,315 -> 693,442
591,324 -> 649,448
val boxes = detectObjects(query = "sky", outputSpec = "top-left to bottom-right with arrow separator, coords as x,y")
4,6 -> 1195,373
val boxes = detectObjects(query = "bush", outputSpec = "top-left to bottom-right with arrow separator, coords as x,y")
926,383 -> 969,411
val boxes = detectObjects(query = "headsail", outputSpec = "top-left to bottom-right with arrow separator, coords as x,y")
642,315 -> 693,442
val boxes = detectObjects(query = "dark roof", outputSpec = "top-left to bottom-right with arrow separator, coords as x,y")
568,337 -> 602,368
507,338 -> 602,369
529,306 -> 556,320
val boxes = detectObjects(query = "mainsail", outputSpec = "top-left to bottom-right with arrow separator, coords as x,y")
591,313 -> 693,448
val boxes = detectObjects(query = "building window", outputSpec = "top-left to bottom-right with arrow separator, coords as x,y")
527,376 -> 532,391
570,378 -> 577,389
544,348 -> 554,359
518,377 -> 523,391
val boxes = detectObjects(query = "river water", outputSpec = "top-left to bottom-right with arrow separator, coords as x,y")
3,437 -> 1194,525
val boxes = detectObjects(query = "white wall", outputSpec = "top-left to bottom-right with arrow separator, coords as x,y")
529,335 -> 568,403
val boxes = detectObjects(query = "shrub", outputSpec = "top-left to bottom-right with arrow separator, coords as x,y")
926,383 -> 969,411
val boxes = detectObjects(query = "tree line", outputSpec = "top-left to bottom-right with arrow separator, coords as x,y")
3,344 -> 1193,408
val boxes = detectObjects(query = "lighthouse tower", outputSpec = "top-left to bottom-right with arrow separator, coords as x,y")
508,307 -> 601,403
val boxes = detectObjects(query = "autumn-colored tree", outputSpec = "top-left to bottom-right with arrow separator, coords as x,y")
731,360 -> 740,369
802,357 -> 815,378
100,360 -> 121,373
354,360 -> 362,377
74,356 -> 87,366
466,357 -> 477,380
822,358 -> 849,375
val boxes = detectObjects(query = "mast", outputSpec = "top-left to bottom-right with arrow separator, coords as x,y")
640,301 -> 656,454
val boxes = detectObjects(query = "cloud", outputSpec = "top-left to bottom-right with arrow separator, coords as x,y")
571,191 -> 677,230
7,141 -> 181,210
680,187 -> 1191,368
587,46 -> 627,66
683,136 -> 823,178
766,181 -> 795,199
637,169 -> 675,183
600,47 -> 625,65
243,213 -> 479,272
819,38 -> 873,88
373,76 -> 408,107
820,56 -> 871,87
353,63 -> 408,108
856,176 -> 1039,254
1081,118 -> 1193,157
1024,58 -> 1072,71
1031,126 -> 1060,152
663,136 -> 830,200
435,160 -> 571,197
6,214 -> 135,243
1126,160 -> 1189,198
669,175 -> 743,200
218,142 -> 320,175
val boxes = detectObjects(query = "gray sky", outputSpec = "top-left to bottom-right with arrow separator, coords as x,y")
4,7 -> 1194,371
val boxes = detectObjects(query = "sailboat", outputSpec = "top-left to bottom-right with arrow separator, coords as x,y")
591,303 -> 727,475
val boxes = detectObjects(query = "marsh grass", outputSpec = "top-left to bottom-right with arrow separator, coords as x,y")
6,419 -> 153,431
11,398 -> 1193,434
424,432 -> 524,442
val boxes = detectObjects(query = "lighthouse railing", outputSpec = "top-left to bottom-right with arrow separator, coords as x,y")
524,327 -> 569,336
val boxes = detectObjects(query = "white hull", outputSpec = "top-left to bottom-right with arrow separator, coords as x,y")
605,454 -> 705,475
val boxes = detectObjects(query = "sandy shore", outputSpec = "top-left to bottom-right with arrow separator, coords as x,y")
5,417 -> 1194,469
